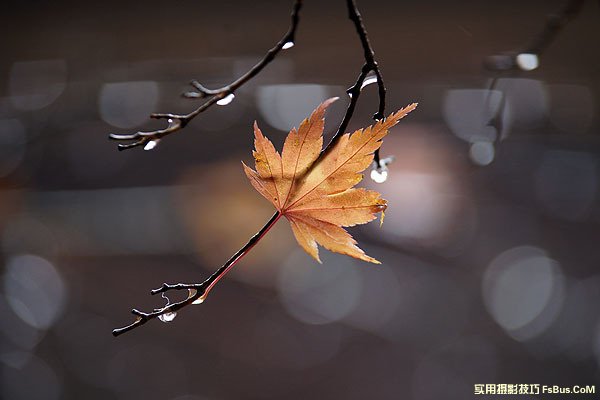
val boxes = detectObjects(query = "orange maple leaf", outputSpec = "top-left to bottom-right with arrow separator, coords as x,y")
243,98 -> 417,263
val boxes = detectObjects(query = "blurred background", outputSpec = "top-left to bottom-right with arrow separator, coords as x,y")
1,0 -> 600,399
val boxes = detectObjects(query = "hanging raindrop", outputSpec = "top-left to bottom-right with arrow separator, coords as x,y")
469,140 -> 495,166
516,53 -> 539,71
370,156 -> 394,183
187,288 -> 206,304
158,311 -> 177,323
282,41 -> 295,50
217,93 -> 235,106
370,168 -> 388,183
192,297 -> 205,305
144,139 -> 160,151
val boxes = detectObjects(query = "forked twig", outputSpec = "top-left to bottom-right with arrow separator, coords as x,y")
113,0 -> 392,336
113,212 -> 281,336
325,0 -> 387,166
109,0 -> 302,151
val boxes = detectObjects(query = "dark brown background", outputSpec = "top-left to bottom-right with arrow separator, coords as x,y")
1,1 -> 599,399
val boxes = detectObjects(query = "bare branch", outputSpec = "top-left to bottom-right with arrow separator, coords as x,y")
109,0 -> 303,151
326,0 -> 387,166
113,212 -> 282,336
112,287 -> 203,336
113,0 -> 396,336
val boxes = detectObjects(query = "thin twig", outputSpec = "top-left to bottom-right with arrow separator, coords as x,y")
113,211 -> 281,336
326,0 -> 387,165
109,0 -> 302,151
522,0 -> 585,56
479,0 -> 585,160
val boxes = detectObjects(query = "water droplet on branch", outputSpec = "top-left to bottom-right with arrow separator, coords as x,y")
217,93 -> 235,106
469,140 -> 495,166
370,168 -> 388,183
370,156 -> 394,183
282,41 -> 295,50
516,53 -> 539,71
187,288 -> 206,304
360,73 -> 379,90
158,311 -> 177,323
144,140 -> 159,151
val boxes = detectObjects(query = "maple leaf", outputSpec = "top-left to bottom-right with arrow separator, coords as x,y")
243,98 -> 417,263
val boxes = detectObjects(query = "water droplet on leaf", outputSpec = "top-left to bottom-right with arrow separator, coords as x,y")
158,311 -> 177,323
282,41 -> 295,50
370,168 -> 388,183
217,93 -> 235,106
144,140 -> 159,151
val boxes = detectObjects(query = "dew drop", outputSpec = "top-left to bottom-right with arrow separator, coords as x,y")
187,288 -> 206,304
192,297 -> 205,305
144,140 -> 159,151
469,140 -> 495,166
516,53 -> 539,71
282,41 -> 295,50
360,74 -> 378,90
158,311 -> 177,323
217,93 -> 235,106
370,168 -> 388,183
